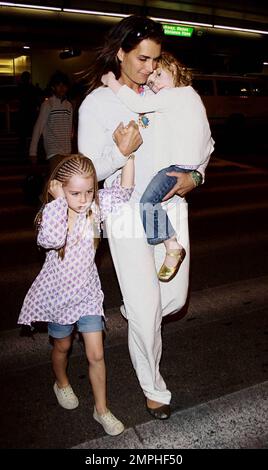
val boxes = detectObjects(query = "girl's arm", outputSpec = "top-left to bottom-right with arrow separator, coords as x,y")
101,71 -> 170,113
120,154 -> 135,188
37,181 -> 69,249
98,157 -> 135,221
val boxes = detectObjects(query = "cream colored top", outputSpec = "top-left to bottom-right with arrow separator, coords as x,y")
117,85 -> 214,172
78,86 -> 211,202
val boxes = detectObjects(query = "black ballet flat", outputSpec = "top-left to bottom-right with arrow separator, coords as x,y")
146,404 -> 171,420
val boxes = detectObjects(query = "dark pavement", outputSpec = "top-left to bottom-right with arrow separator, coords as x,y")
0,277 -> 268,449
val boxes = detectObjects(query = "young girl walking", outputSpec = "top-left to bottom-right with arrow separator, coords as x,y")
18,153 -> 134,436
101,52 -> 214,282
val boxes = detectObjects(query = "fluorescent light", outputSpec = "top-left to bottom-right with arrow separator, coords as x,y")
150,16 -> 213,28
151,17 -> 268,35
63,8 -> 128,19
263,62 -> 268,65
23,45 -> 30,49
1,4 -> 268,36
214,24 -> 268,35
0,2 -> 61,11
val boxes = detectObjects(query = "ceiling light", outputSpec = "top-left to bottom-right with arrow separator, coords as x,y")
63,8 -> 128,19
0,2 -> 61,11
1,4 -> 268,37
214,24 -> 268,35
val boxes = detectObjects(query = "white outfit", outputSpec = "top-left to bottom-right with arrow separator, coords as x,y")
78,86 -> 210,404
117,85 -> 214,171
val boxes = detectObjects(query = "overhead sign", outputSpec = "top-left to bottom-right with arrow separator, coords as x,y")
163,24 -> 194,37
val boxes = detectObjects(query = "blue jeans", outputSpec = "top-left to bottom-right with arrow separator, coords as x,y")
140,165 -> 191,245
48,315 -> 104,339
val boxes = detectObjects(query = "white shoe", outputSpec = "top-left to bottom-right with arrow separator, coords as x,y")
120,304 -> 128,319
53,382 -> 79,410
93,407 -> 125,436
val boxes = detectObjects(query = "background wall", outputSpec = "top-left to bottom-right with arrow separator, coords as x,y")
31,50 -> 94,88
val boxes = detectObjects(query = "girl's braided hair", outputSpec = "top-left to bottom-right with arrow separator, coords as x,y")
36,154 -> 100,258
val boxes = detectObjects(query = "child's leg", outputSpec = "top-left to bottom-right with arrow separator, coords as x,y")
140,167 -> 178,245
82,330 -> 107,414
48,322 -> 79,409
163,237 -> 183,263
48,322 -> 74,387
153,166 -> 190,281
52,336 -> 73,387
79,315 -> 124,435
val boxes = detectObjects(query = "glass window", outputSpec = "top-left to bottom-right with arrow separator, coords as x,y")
216,80 -> 251,96
250,80 -> 268,96
192,79 -> 214,96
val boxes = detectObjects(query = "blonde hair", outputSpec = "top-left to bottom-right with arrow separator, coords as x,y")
158,51 -> 192,87
36,154 -> 100,258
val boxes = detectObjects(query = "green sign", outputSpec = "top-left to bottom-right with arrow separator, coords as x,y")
163,24 -> 194,37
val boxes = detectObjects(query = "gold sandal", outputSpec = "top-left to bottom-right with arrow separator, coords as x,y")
158,248 -> 186,282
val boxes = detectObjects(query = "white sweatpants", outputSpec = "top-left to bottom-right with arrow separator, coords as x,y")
105,198 -> 189,404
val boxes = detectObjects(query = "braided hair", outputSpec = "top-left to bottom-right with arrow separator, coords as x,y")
36,154 -> 100,258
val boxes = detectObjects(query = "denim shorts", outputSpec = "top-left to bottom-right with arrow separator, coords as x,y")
48,315 -> 104,339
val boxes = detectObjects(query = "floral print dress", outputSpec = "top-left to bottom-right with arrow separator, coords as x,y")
18,178 -> 133,326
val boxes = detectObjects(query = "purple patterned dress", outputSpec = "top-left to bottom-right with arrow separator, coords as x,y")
18,178 -> 133,326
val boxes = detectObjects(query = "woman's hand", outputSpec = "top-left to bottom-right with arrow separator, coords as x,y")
48,179 -> 65,199
113,121 -> 143,157
162,172 -> 196,200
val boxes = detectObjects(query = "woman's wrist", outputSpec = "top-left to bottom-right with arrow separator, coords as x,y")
190,170 -> 203,187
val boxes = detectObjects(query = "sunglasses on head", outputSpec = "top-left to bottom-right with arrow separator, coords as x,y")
122,21 -> 164,45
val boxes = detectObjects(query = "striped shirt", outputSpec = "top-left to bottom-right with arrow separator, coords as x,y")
29,95 -> 73,159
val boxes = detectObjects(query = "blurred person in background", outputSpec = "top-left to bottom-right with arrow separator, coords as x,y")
29,71 -> 73,172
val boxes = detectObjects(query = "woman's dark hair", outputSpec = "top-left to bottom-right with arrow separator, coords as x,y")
84,16 -> 164,94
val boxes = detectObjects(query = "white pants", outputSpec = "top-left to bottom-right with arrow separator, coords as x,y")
105,198 -> 189,404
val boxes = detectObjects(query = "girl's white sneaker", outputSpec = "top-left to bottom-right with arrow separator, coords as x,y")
93,407 -> 124,436
53,382 -> 79,410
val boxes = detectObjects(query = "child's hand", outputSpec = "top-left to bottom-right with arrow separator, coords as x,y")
113,121 -> 142,156
101,71 -> 116,87
48,179 -> 65,199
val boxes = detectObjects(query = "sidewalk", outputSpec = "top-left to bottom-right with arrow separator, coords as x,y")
0,276 -> 268,449
73,381 -> 268,449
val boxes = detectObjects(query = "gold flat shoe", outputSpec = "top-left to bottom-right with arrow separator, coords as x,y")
158,248 -> 186,282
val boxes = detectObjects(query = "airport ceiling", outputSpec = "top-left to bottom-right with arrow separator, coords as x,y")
0,1 -> 268,70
